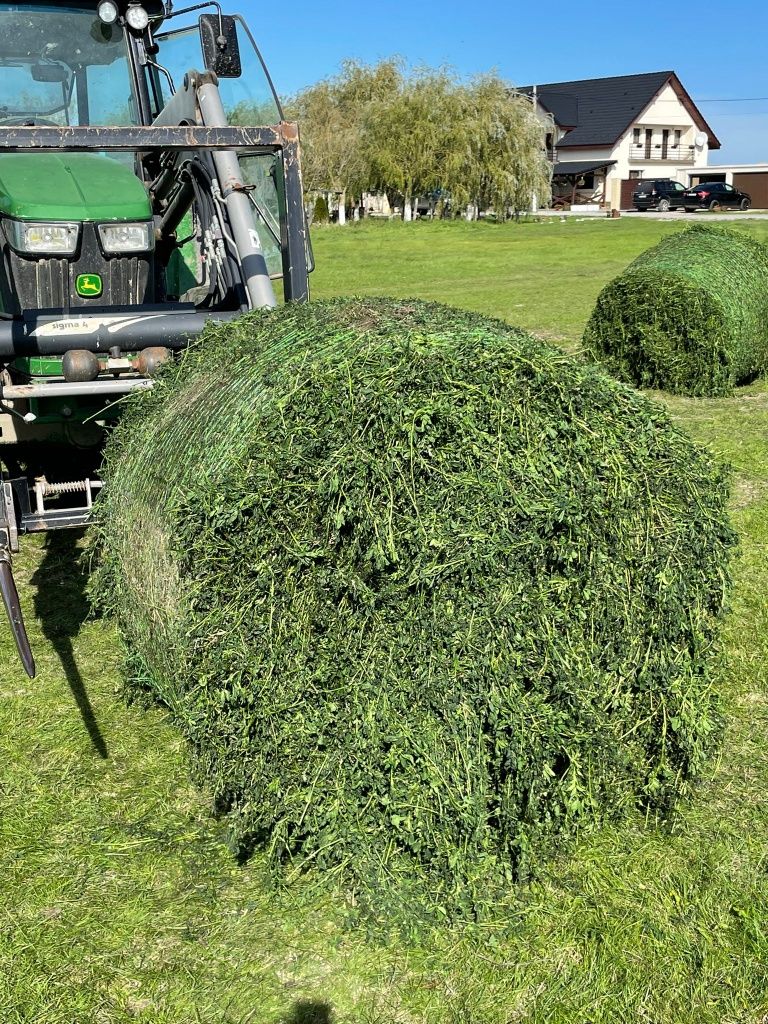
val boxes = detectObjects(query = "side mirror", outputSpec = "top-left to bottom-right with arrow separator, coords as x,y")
199,14 -> 242,78
31,62 -> 69,83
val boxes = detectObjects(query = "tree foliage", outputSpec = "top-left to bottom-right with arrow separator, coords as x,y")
457,75 -> 553,216
289,61 -> 552,219
362,68 -> 465,219
287,59 -> 403,199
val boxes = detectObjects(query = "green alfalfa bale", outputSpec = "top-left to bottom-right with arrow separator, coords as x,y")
584,224 -> 768,396
90,297 -> 735,922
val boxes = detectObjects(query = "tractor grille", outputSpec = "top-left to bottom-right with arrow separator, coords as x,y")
0,222 -> 154,315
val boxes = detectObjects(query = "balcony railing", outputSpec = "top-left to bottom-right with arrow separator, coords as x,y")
629,144 -> 697,164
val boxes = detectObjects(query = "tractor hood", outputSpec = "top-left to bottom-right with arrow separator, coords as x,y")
0,154 -> 151,222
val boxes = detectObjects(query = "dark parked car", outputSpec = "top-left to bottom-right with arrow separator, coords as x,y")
680,181 -> 752,211
633,178 -> 687,211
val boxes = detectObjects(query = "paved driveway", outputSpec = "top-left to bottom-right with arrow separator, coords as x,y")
620,210 -> 768,221
538,209 -> 768,221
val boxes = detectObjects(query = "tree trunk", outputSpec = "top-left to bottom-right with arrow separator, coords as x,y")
403,196 -> 412,222
338,191 -> 346,226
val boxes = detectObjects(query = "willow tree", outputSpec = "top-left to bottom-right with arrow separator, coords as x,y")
453,75 -> 553,219
361,68 -> 463,222
292,62 -> 552,223
289,60 -> 402,224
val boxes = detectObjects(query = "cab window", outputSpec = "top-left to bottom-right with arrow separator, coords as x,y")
154,17 -> 281,125
0,3 -> 138,126
153,15 -> 284,280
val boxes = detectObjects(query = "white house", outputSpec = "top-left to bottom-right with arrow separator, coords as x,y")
521,72 -> 721,209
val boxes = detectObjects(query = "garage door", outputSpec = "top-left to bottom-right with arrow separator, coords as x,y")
733,173 -> 768,210
620,179 -> 638,209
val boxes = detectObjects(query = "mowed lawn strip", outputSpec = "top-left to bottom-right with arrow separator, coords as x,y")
1,217 -> 767,1023
310,217 -> 768,348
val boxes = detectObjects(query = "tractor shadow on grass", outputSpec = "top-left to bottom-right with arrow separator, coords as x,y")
280,1001 -> 333,1024
31,530 -> 108,759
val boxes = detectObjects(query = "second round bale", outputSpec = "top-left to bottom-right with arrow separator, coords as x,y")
584,224 -> 768,396
92,298 -> 735,917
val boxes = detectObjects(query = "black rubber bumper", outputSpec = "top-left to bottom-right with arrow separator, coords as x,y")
0,308 -> 240,356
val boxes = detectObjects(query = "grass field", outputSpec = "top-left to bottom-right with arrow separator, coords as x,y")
2,217 -> 768,1023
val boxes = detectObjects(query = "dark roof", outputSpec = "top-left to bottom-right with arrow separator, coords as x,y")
553,160 -> 616,177
525,90 -> 579,130
520,72 -> 720,150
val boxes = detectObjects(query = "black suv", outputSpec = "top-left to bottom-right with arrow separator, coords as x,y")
680,182 -> 752,211
633,179 -> 687,212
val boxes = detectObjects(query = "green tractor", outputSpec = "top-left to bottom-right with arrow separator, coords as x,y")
0,0 -> 311,675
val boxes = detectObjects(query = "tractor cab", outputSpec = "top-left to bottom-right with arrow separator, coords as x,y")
0,1 -> 310,675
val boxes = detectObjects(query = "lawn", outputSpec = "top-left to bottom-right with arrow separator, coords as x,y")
310,216 -> 768,348
2,217 -> 768,1023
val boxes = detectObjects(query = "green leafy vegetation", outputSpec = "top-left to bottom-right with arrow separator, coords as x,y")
584,224 -> 768,396
91,297 -> 734,925
3,219 -> 768,1022
289,61 -> 552,220
312,193 -> 329,224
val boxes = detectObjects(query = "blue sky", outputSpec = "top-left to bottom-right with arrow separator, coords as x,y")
238,0 -> 768,164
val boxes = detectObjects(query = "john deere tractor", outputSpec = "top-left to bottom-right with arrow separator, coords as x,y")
0,0 -> 310,675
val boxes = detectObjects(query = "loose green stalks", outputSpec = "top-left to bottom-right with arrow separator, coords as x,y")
90,297 -> 736,926
584,225 -> 768,396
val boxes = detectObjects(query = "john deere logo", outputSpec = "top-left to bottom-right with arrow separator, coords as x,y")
76,274 -> 102,298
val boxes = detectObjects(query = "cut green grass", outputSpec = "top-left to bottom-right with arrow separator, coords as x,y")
584,225 -> 768,395
92,297 -> 735,927
2,217 -> 768,1023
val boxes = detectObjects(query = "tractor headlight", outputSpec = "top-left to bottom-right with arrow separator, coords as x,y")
125,3 -> 150,30
98,222 -> 154,253
6,220 -> 80,255
97,0 -> 119,24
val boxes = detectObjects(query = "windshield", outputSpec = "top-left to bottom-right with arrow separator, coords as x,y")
155,17 -> 281,125
0,3 -> 138,125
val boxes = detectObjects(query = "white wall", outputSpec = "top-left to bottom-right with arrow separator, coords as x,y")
549,80 -> 713,209
685,163 -> 768,186
602,84 -> 710,208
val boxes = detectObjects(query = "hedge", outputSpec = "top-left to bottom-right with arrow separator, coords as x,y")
91,298 -> 736,923
584,224 -> 768,396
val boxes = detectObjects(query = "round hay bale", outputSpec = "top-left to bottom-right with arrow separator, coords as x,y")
584,224 -> 768,397
92,298 -> 735,920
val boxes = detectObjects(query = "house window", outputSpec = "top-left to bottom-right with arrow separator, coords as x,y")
662,129 -> 669,159
644,128 -> 652,159
633,127 -> 641,148
545,132 -> 553,156
673,129 -> 681,149
629,170 -> 642,179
